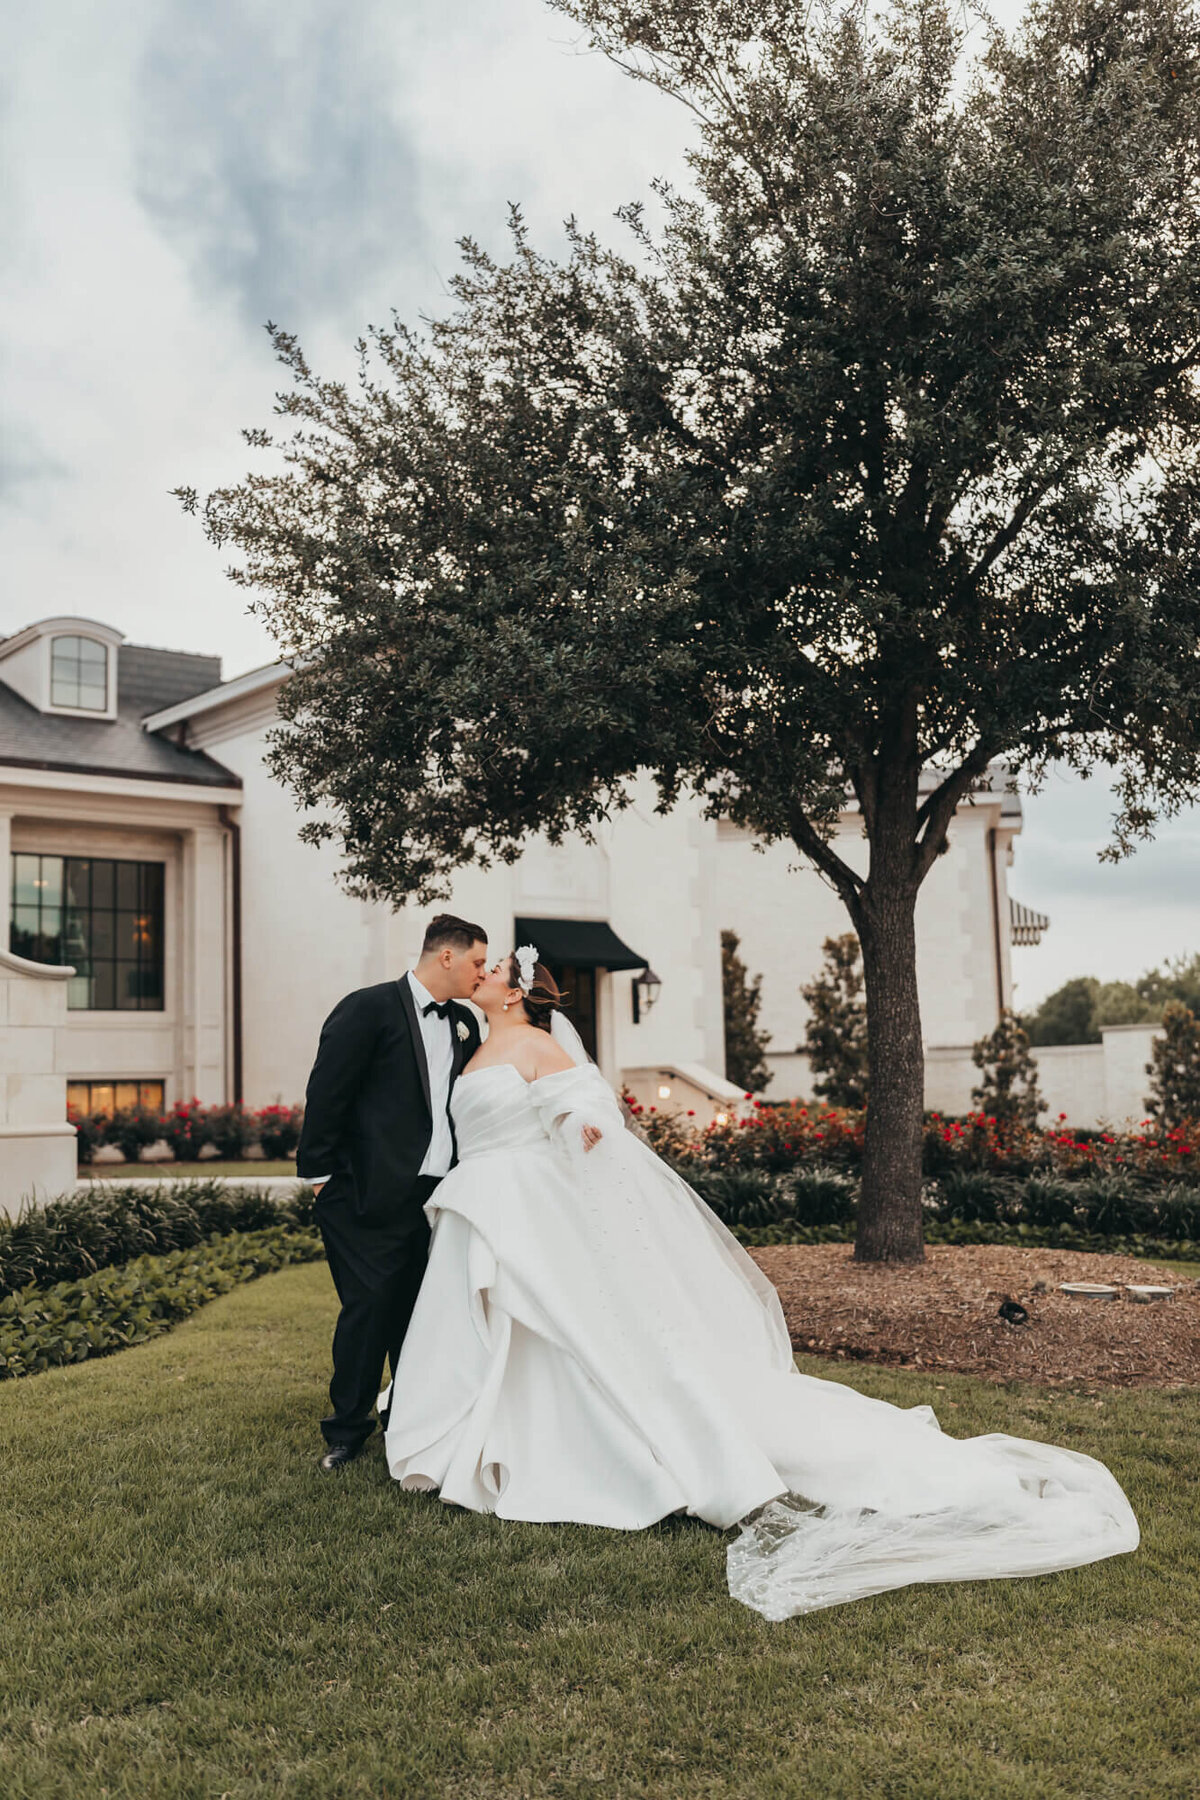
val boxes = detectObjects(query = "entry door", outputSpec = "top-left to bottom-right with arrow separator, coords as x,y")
546,963 -> 598,1062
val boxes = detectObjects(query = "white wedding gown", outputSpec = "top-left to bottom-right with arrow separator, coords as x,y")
381,1064 -> 1138,1618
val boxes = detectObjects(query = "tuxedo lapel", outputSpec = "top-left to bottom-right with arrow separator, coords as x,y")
449,1005 -> 473,1080
396,976 -> 433,1119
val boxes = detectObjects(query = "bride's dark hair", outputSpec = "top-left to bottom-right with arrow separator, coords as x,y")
508,955 -> 566,1034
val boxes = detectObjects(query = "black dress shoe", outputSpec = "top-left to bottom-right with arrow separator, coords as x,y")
318,1442 -> 364,1472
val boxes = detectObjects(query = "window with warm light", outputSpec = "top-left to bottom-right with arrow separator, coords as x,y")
50,635 -> 109,711
10,854 -> 165,1010
67,1080 -> 165,1117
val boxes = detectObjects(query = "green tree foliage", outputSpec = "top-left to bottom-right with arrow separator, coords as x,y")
1138,953 -> 1200,1018
1024,976 -> 1158,1044
720,930 -> 773,1093
183,0 -> 1200,1260
1145,1000 -> 1200,1128
1024,956 -> 1200,1045
801,935 -> 870,1110
971,1009 -> 1047,1128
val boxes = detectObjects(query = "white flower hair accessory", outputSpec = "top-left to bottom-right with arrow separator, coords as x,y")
514,944 -> 539,994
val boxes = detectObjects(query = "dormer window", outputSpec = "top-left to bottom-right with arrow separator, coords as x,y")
50,635 -> 108,712
0,615 -> 122,717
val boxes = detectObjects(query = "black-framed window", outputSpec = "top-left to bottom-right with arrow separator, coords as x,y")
67,1080 -> 164,1117
10,853 -> 165,1011
50,635 -> 108,711
544,962 -> 598,1061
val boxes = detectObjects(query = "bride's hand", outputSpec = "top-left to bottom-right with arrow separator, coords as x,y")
581,1125 -> 603,1152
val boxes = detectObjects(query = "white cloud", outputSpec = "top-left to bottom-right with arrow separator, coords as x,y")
1,0 -> 688,675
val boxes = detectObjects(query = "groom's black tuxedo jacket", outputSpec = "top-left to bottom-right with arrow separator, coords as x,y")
296,978 -> 481,1227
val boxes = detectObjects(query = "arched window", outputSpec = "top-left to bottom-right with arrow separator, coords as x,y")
50,635 -> 108,711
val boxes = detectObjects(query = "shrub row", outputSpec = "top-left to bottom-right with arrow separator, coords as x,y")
72,1101 -> 304,1165
634,1098 -> 1200,1189
0,1226 -> 324,1380
728,1218 -> 1198,1260
677,1161 -> 1200,1246
0,1180 -> 315,1300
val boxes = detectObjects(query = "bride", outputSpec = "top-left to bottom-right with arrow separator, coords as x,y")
381,948 -> 1138,1619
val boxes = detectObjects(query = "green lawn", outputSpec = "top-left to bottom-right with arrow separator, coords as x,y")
1,1266 -> 1196,1800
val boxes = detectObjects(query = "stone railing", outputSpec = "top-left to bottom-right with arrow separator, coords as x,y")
0,947 -> 77,1215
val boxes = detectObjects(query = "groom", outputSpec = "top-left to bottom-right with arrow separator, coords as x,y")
297,913 -> 488,1470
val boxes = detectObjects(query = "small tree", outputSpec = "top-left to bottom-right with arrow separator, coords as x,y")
801,935 -> 869,1111
1145,1000 -> 1200,1129
971,1010 -> 1046,1129
721,929 -> 773,1093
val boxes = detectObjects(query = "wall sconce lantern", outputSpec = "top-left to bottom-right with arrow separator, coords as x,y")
632,966 -> 663,1024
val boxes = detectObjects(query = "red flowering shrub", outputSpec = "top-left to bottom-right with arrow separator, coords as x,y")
638,1097 -> 1200,1190
257,1104 -> 303,1159
206,1104 -> 256,1161
67,1107 -> 105,1166
160,1099 -> 213,1163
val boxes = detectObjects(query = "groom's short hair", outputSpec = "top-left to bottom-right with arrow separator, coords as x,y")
422,913 -> 487,954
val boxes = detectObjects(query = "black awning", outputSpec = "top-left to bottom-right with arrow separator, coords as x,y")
514,917 -> 648,973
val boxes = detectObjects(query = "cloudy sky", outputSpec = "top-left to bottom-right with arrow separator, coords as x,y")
3,0 -> 1196,1008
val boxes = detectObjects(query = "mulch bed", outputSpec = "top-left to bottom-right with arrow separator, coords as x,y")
751,1244 -> 1200,1389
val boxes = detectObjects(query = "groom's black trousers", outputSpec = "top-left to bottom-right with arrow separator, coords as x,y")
316,1175 -> 440,1449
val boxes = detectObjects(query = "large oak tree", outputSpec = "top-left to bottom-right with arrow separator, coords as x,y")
183,0 -> 1200,1259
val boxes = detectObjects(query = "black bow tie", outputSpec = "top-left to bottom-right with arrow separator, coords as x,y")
422,999 -> 452,1021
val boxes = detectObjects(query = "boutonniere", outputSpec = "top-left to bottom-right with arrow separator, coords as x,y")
456,1021 -> 470,1042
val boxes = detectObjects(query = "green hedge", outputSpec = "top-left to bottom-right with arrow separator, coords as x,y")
678,1161 -> 1200,1249
730,1218 -> 1198,1259
0,1226 -> 324,1380
0,1180 -> 316,1299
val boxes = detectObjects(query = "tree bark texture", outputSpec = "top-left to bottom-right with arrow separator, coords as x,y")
855,883 -> 926,1261
852,762 -> 928,1263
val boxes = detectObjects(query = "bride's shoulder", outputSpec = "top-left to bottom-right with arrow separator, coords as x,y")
526,1032 -> 577,1080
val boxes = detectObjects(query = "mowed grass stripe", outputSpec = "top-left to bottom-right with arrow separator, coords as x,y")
0,1263 -> 1196,1800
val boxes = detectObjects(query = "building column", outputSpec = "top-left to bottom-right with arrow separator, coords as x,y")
0,809 -> 12,948
180,825 -> 228,1104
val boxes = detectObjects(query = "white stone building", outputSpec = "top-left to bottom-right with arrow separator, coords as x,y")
1,613 -> 1069,1208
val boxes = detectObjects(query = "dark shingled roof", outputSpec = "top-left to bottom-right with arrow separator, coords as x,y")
119,643 -> 223,716
0,642 -> 240,788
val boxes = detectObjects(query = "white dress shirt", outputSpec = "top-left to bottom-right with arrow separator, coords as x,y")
406,968 -> 456,1179
307,969 -> 458,1189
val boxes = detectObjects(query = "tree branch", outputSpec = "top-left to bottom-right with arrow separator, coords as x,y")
788,800 -> 866,922
911,741 -> 999,886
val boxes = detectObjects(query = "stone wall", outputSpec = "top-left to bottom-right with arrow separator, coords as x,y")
923,1023 -> 1161,1129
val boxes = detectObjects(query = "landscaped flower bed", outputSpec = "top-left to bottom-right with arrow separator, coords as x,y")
622,1097 -> 1200,1256
0,1179 -> 316,1298
70,1099 -> 304,1165
628,1094 -> 1200,1187
0,1226 -> 323,1379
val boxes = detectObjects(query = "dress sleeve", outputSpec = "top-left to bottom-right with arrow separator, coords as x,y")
529,1065 -> 626,1156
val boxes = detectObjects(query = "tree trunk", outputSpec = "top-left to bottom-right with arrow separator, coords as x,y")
854,872 -> 926,1264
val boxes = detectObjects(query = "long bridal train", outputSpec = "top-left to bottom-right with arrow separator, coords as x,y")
380,1062 -> 1138,1618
